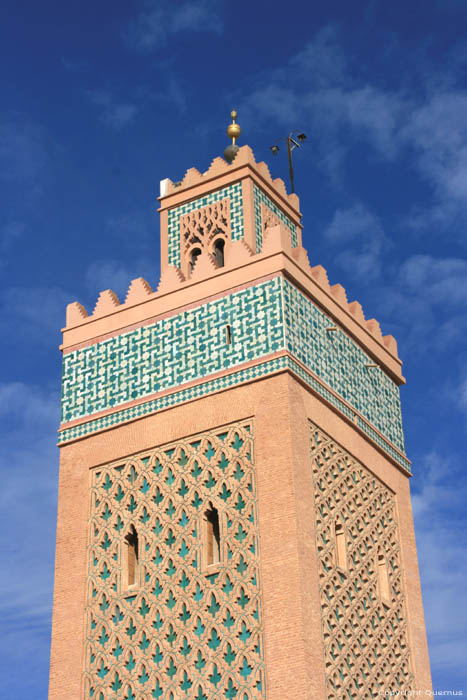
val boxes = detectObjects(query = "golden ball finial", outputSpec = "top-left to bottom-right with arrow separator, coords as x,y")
227,109 -> 241,143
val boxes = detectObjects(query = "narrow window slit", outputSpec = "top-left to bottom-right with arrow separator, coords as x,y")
205,503 -> 220,566
335,522 -> 347,571
377,551 -> 390,604
225,325 -> 232,344
124,525 -> 139,587
213,238 -> 225,267
189,247 -> 202,273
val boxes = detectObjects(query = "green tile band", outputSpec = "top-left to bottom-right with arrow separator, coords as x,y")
60,277 -> 407,467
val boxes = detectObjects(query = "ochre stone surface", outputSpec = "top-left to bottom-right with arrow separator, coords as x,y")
49,373 -> 431,699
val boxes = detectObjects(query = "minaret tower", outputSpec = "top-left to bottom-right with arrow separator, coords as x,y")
49,115 -> 432,699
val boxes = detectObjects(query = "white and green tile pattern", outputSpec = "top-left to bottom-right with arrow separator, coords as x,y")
167,182 -> 243,267
253,184 -> 298,251
61,278 -> 284,424
60,277 -> 408,469
282,280 -> 405,453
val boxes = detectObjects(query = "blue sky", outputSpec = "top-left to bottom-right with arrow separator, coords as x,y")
1,0 -> 466,696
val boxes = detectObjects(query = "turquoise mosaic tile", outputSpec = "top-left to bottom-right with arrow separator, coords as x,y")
61,278 -> 284,424
58,356 -> 288,444
282,279 -> 405,453
287,358 -> 410,472
60,276 -> 407,467
253,183 -> 298,251
167,182 -> 243,267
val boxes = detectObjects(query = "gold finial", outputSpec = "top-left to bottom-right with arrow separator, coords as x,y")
227,110 -> 241,144
224,110 -> 241,163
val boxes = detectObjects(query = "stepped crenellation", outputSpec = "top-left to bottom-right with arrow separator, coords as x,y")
64,223 -> 398,361
160,145 -> 301,213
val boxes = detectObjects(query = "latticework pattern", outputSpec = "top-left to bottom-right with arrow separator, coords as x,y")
84,421 -> 266,700
309,423 -> 414,698
180,200 -> 230,256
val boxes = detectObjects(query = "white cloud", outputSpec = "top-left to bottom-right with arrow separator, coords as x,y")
1,285 -> 74,335
125,0 -> 223,53
0,382 -> 59,660
399,255 -> 467,306
324,204 -> 386,281
239,27 -> 467,228
411,452 -> 467,676
84,257 -> 159,304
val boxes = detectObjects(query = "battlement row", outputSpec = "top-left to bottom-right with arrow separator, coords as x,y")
159,145 -> 300,213
65,223 -> 399,363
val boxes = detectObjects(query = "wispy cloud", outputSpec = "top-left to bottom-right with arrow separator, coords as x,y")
399,255 -> 467,306
0,382 -> 59,696
411,452 -> 467,679
324,204 -> 387,281
239,26 -> 467,230
125,0 -> 224,53
85,89 -> 139,130
84,257 -> 159,304
1,285 -> 74,337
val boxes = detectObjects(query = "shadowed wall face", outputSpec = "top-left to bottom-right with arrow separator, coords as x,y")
309,422 -> 413,696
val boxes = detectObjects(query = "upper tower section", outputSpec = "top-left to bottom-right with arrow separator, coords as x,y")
60,120 -> 409,472
158,143 -> 302,280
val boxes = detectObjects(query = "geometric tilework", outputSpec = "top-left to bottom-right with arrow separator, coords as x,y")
253,184 -> 298,252
283,280 -> 405,453
288,358 -> 410,472
61,278 -> 284,424
84,421 -> 266,700
58,357 -> 288,445
57,354 -> 411,473
168,183 -> 243,267
309,423 -> 414,698
60,277 -> 408,470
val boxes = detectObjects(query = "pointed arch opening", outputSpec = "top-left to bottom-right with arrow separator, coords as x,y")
204,502 -> 220,567
213,238 -> 225,268
189,247 -> 202,273
124,525 -> 139,588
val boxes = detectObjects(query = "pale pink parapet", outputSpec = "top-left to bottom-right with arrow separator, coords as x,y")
125,277 -> 153,305
383,334 -> 398,355
156,265 -> 186,294
291,245 -> 310,268
310,264 -> 331,292
160,145 -> 300,211
190,250 -> 218,281
330,283 -> 348,305
93,289 -> 120,316
348,300 -> 366,324
65,301 -> 89,326
227,239 -> 254,265
365,318 -> 384,342
262,223 -> 293,256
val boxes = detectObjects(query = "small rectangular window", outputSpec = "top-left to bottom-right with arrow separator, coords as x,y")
377,553 -> 390,603
335,523 -> 347,571
225,325 -> 232,345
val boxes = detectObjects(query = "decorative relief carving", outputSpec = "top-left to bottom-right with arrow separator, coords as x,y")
309,422 -> 414,698
84,421 -> 265,700
180,199 -> 231,275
